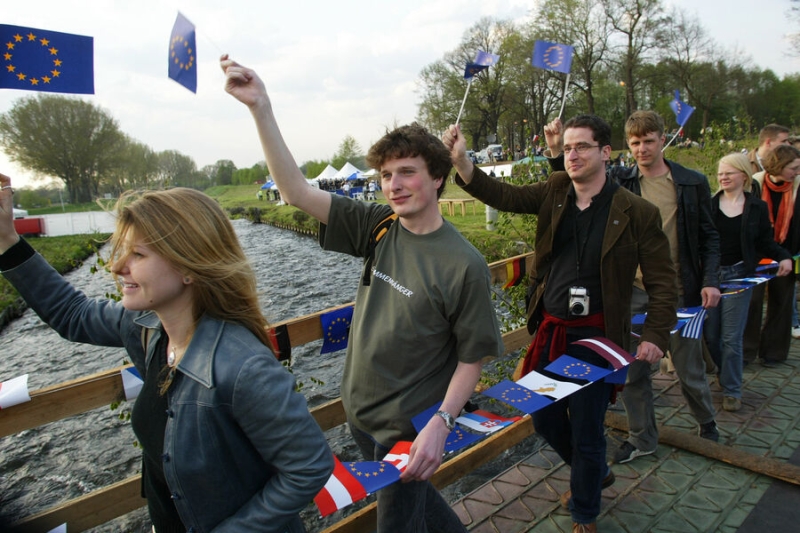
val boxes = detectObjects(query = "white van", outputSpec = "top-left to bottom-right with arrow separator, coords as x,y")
485,144 -> 503,161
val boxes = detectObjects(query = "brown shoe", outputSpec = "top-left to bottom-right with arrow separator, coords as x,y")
573,522 -> 597,533
560,470 -> 615,508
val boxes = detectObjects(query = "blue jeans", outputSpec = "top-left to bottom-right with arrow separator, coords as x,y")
531,332 -> 613,525
349,425 -> 467,533
705,263 -> 752,398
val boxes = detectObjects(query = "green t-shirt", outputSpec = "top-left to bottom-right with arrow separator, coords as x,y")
320,195 -> 503,446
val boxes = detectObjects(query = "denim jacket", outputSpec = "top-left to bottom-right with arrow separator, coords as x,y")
2,246 -> 333,532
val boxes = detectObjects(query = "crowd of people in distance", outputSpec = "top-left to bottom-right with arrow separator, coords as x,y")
2,51 -> 799,533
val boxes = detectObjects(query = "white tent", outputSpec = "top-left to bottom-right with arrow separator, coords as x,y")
313,164 -> 338,181
363,168 -> 378,177
332,162 -> 363,181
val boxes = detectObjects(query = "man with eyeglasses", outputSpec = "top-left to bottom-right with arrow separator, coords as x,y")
444,115 -> 677,533
547,110 -> 722,463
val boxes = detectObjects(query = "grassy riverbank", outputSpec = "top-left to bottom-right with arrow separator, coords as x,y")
0,234 -> 108,327
207,183 -> 529,262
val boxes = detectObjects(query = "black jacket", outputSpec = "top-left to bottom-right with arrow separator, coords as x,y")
711,191 -> 791,273
549,155 -> 720,307
609,161 -> 720,307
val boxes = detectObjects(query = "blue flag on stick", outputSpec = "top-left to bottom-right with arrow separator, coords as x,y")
168,13 -> 197,93
531,40 -> 574,74
669,90 -> 694,127
0,24 -> 94,94
474,50 -> 499,67
464,50 -> 499,80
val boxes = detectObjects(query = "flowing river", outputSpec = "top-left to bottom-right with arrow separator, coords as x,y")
0,219 -> 538,532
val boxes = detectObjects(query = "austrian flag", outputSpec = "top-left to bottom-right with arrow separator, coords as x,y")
314,456 -> 367,517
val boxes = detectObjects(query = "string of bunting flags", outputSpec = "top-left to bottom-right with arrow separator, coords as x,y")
0,258 -> 793,411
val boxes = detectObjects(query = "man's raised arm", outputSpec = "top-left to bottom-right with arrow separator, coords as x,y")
221,55 -> 332,223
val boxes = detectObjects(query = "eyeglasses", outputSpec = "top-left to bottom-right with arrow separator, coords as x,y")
563,143 -> 600,155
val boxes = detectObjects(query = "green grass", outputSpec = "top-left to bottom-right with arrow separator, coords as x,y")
207,182 -> 525,262
0,233 -> 109,318
27,202 -> 104,215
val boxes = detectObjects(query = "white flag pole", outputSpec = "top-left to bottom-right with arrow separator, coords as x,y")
663,126 -> 684,151
455,78 -> 474,127
557,73 -> 571,120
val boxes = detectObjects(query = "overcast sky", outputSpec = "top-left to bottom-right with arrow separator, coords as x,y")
2,0 -> 798,189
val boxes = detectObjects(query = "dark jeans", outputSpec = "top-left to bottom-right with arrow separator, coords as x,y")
744,272 -> 795,362
349,424 -> 467,533
531,331 -> 613,524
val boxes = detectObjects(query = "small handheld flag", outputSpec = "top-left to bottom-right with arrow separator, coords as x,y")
0,24 -> 94,94
669,90 -> 694,128
457,50 -> 500,125
168,13 -> 197,93
531,40 -> 574,119
531,40 -> 574,74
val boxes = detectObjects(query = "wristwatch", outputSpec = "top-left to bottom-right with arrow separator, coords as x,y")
434,410 -> 455,431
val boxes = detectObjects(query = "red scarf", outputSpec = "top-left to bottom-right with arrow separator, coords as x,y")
762,173 -> 794,244
520,309 -> 605,377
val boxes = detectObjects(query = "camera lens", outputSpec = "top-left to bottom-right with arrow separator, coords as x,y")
570,302 -> 584,315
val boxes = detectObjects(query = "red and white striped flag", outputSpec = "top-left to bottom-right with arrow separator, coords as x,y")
572,337 -> 635,370
314,456 -> 367,517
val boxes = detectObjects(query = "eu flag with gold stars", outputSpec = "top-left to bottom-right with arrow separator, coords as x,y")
531,40 -> 573,75
320,306 -> 353,354
343,460 -> 401,495
168,13 -> 196,93
483,379 -> 553,414
0,24 -> 93,94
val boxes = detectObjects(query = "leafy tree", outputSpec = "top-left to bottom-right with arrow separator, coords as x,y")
302,159 -> 332,179
535,0 -> 611,115
104,136 -> 160,195
156,150 -> 198,188
0,94 -> 124,203
331,135 -> 365,169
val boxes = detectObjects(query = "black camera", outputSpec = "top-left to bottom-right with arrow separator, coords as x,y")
568,286 -> 589,316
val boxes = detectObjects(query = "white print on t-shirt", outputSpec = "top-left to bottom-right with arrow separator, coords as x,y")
371,268 -> 414,297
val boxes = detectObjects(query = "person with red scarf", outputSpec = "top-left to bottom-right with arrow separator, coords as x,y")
751,144 -> 800,365
444,115 -> 677,533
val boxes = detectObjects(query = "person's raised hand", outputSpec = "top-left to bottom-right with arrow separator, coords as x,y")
0,173 -> 20,254
220,54 -> 269,110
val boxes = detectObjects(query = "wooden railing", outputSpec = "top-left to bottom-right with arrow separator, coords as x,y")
1,252 -> 535,533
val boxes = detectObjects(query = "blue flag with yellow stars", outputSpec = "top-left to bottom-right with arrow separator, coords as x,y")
544,355 -> 611,383
483,379 -> 553,415
531,40 -> 573,74
669,90 -> 695,128
168,12 -> 196,93
320,306 -> 353,354
342,460 -> 401,495
0,24 -> 93,94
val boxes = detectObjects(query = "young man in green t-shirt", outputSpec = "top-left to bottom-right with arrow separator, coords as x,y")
222,55 -> 503,532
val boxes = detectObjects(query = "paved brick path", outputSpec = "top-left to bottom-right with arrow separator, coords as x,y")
452,352 -> 800,532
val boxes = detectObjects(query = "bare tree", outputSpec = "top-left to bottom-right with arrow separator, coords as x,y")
602,0 -> 670,117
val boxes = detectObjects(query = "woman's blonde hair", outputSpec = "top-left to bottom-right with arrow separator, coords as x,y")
718,152 -> 754,193
109,188 -> 271,348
